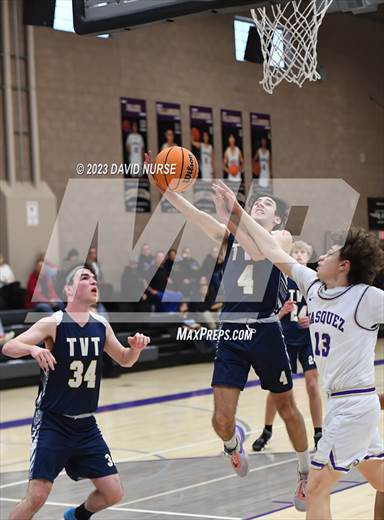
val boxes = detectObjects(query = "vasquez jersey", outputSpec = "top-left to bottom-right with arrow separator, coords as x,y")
281,278 -> 311,347
292,264 -> 384,393
35,310 -> 107,415
220,234 -> 287,321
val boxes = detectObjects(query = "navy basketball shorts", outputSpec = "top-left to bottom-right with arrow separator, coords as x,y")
287,341 -> 317,374
211,321 -> 293,393
29,409 -> 118,482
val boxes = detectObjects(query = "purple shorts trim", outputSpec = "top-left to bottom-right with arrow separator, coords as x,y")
364,453 -> 384,460
329,450 -> 350,473
330,387 -> 375,397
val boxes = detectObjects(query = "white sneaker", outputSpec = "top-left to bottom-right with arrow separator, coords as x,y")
224,424 -> 249,478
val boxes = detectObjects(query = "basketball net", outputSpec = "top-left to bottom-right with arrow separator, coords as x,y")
251,0 -> 333,94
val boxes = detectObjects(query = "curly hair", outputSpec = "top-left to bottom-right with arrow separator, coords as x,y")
339,228 -> 384,285
246,192 -> 289,230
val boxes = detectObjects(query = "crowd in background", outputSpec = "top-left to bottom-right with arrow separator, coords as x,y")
0,244 -> 227,328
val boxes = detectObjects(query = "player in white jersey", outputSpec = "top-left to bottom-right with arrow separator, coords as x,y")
192,131 -> 215,179
161,128 -> 176,150
254,137 -> 272,189
125,121 -> 144,168
223,134 -> 244,180
212,180 -> 384,520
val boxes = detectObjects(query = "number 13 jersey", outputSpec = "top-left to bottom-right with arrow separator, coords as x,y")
292,263 -> 384,393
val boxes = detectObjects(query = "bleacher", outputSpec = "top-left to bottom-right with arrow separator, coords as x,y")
0,310 -> 214,389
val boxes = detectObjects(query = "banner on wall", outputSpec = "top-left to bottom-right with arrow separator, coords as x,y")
121,97 -> 150,212
221,109 -> 245,205
156,102 -> 182,212
368,198 -> 384,230
190,105 -> 215,212
250,112 -> 272,194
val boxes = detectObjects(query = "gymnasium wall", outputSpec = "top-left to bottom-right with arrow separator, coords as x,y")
32,10 -> 383,237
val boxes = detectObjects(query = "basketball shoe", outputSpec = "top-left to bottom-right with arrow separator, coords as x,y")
64,507 -> 77,520
224,424 -> 249,477
252,427 -> 272,451
294,469 -> 308,511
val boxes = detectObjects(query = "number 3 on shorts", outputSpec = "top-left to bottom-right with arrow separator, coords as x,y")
105,453 -> 114,467
279,370 -> 288,385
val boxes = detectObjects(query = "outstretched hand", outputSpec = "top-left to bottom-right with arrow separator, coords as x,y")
212,180 -> 242,220
212,183 -> 231,224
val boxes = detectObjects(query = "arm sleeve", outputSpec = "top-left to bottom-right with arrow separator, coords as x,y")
357,286 -> 384,328
291,263 -> 319,297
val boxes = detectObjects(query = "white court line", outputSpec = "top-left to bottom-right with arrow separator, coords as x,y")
119,457 -> 297,506
0,418 -> 313,490
0,497 -> 241,519
0,471 -> 65,490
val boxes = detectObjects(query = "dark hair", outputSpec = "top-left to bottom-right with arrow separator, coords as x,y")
247,192 -> 289,230
65,263 -> 97,286
339,228 -> 384,285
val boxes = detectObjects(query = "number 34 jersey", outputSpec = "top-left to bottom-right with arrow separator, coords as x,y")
292,264 -> 384,393
35,310 -> 107,416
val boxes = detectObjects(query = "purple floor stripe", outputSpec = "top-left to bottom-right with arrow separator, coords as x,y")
243,480 -> 368,519
272,500 -> 293,504
1,358 -> 383,431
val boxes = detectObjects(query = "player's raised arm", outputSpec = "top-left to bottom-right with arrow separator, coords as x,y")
2,317 -> 57,372
145,152 -> 228,245
103,322 -> 150,368
212,180 -> 296,276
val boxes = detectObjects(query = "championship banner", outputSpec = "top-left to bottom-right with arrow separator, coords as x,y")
250,112 -> 272,194
121,97 -> 150,212
190,105 -> 215,212
156,102 -> 182,213
221,109 -> 245,204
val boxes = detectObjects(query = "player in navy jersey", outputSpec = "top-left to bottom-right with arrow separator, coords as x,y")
212,180 -> 384,519
252,241 -> 323,452
3,265 -> 150,520
147,153 -> 311,511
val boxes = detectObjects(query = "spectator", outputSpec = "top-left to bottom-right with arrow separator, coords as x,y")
178,247 -> 200,297
121,259 -> 142,311
0,254 -> 25,310
137,244 -> 154,278
0,317 -> 15,347
164,248 -> 178,277
25,258 -> 62,312
55,249 -> 80,295
145,251 -> 170,311
0,254 -> 15,288
86,247 -> 103,282
200,246 -> 219,280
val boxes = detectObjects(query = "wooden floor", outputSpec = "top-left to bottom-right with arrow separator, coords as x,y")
0,340 -> 383,519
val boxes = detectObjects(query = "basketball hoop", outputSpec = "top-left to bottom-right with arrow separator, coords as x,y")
251,0 -> 333,94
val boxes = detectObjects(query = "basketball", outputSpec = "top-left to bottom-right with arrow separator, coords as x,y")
153,146 -> 199,193
191,127 -> 201,141
229,164 -> 240,176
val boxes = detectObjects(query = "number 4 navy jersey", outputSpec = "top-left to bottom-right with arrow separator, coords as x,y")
35,310 -> 107,416
280,278 -> 311,347
220,234 -> 287,320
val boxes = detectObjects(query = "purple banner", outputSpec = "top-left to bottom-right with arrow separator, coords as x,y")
221,109 -> 245,204
190,105 -> 215,213
121,97 -> 150,212
156,102 -> 182,213
250,112 -> 272,194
